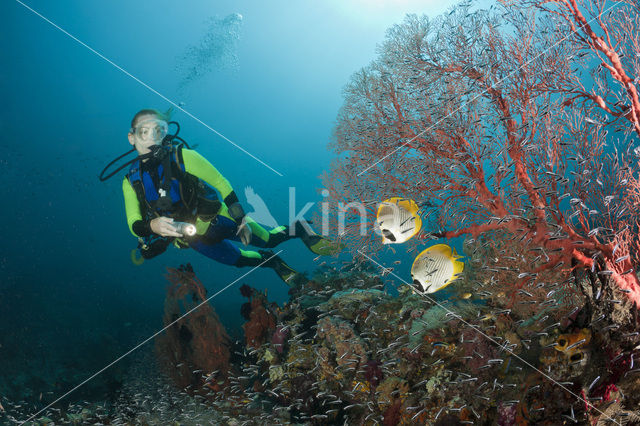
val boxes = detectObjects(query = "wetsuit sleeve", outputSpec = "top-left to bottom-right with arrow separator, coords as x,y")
122,178 -> 152,237
181,148 -> 235,201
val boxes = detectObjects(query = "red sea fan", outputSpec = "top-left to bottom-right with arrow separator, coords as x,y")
239,283 -> 253,298
322,5 -> 640,308
242,296 -> 276,349
155,267 -> 231,393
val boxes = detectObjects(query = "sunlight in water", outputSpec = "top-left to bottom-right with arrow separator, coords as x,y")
327,0 -> 461,26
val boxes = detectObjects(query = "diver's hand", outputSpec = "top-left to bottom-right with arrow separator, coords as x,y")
150,217 -> 183,238
236,219 -> 252,246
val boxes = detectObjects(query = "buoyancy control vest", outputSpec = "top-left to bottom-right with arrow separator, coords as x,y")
126,144 -> 221,227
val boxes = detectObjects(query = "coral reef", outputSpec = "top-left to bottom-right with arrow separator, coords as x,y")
154,265 -> 230,395
8,261 -> 640,424
316,316 -> 369,367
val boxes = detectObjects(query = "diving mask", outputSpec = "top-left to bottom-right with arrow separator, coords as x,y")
132,119 -> 169,142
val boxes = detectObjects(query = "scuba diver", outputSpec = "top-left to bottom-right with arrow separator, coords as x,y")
101,108 -> 338,286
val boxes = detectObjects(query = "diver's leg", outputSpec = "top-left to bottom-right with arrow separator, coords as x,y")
210,206 -> 290,248
190,238 -> 243,265
250,250 -> 302,286
196,215 -> 238,245
244,216 -> 291,248
236,248 -> 302,286
190,237 -> 301,286
243,216 -> 341,254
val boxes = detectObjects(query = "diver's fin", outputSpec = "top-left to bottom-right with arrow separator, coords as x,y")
294,221 -> 343,255
306,235 -> 344,256
259,250 -> 302,287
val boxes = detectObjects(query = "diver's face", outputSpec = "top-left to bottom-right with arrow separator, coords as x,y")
128,114 -> 168,156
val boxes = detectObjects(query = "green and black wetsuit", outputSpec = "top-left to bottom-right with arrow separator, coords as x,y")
122,146 -> 298,283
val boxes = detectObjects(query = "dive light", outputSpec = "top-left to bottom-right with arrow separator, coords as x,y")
173,222 -> 197,237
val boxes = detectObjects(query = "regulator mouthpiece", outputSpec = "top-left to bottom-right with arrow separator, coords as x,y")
173,221 -> 197,237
